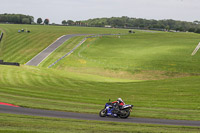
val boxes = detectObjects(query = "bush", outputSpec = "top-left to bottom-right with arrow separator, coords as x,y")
37,18 -> 43,24
22,18 -> 30,24
195,28 -> 200,33
44,19 -> 49,25
188,28 -> 195,32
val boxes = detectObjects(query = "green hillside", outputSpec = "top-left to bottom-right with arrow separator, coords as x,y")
51,32 -> 200,80
0,24 -> 127,63
0,24 -> 200,132
0,64 -> 200,120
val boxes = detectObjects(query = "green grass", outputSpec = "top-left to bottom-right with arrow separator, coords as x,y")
0,65 -> 200,121
0,113 -> 199,133
52,32 -> 200,79
0,29 -> 3,57
0,24 -> 128,64
39,36 -> 86,67
1,24 -> 200,132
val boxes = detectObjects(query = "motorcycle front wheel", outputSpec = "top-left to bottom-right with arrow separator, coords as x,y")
99,109 -> 107,117
119,109 -> 130,119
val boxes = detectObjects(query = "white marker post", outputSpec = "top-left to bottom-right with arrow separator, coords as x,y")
191,42 -> 200,56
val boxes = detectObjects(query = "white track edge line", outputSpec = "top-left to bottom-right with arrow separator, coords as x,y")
25,35 -> 65,65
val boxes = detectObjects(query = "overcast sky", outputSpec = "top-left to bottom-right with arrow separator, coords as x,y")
0,0 -> 199,24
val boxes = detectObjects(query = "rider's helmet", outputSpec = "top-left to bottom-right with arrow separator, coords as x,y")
117,98 -> 123,103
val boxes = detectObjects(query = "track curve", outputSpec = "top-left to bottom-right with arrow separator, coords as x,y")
0,105 -> 199,127
25,34 -> 92,66
25,33 -> 124,67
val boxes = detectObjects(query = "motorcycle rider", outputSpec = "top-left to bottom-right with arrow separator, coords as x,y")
112,98 -> 125,111
99,98 -> 133,118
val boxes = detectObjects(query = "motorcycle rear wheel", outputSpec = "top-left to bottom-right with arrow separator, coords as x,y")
119,110 -> 130,119
99,109 -> 107,117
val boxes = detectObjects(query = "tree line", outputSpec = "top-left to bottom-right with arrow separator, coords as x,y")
1,14 -> 200,33
0,13 -> 34,24
62,16 -> 200,33
0,14 -> 50,25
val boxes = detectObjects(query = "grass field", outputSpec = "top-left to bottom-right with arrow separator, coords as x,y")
0,24 -> 200,132
0,65 -> 200,121
0,113 -> 199,133
52,32 -> 200,79
39,36 -> 86,67
0,24 -> 127,64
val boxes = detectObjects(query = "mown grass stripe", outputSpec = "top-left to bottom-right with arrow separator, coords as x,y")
1,24 -> 200,122
1,24 -> 128,63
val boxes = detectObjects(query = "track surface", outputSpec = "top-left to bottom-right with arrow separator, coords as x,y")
25,34 -> 91,66
0,105 -> 200,127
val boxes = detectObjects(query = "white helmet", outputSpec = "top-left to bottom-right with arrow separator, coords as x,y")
117,98 -> 123,102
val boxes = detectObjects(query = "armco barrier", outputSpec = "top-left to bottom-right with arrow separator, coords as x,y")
0,60 -> 20,66
0,32 -> 3,42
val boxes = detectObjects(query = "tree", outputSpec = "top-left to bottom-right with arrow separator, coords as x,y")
44,19 -> 49,25
0,14 -> 33,24
165,25 -> 170,31
62,20 -> 67,25
37,18 -> 43,24
75,21 -> 81,25
195,28 -> 200,33
193,20 -> 200,25
67,20 -> 74,25
176,27 -> 184,32
22,18 -> 30,24
188,28 -> 195,32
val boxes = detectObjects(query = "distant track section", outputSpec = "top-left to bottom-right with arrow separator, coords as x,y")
48,38 -> 87,68
25,34 -> 91,66
48,33 -> 124,68
26,33 -> 125,67
0,105 -> 200,127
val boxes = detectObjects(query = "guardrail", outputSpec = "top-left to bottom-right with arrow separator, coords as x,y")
0,60 -> 20,66
0,32 -> 3,42
48,33 -> 126,68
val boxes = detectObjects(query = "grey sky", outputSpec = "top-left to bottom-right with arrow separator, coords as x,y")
0,0 -> 199,24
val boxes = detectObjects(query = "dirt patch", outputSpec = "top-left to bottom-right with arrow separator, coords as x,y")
131,70 -> 192,80
59,67 -> 193,81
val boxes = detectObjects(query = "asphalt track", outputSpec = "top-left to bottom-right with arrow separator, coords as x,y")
25,34 -> 92,66
0,105 -> 200,127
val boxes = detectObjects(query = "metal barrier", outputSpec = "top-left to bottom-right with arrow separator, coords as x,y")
0,32 -> 3,42
0,60 -> 20,66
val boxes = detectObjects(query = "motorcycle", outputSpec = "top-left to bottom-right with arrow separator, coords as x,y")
99,99 -> 133,119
